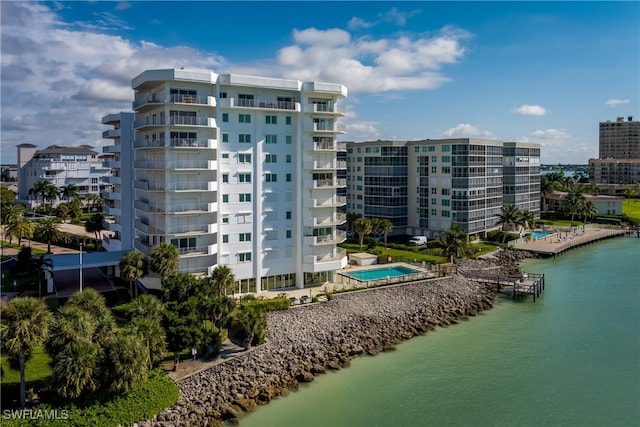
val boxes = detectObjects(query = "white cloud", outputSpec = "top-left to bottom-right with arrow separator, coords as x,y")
275,27 -> 469,93
347,8 -> 422,30
343,121 -> 383,141
512,104 -> 548,116
529,129 -> 570,139
605,98 -> 630,107
440,124 -> 493,138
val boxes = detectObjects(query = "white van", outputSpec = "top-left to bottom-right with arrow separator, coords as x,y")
408,236 -> 428,246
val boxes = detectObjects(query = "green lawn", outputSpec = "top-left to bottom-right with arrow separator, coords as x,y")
623,200 -> 640,222
340,242 -> 447,264
470,241 -> 501,258
0,240 -> 47,255
0,348 -> 52,384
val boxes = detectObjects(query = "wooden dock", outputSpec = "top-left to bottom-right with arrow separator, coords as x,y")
459,269 -> 546,302
511,227 -> 628,257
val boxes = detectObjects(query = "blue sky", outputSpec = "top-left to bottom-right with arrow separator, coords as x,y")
1,1 -> 638,164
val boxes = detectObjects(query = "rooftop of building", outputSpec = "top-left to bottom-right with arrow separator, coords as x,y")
33,144 -> 97,156
544,191 -> 624,201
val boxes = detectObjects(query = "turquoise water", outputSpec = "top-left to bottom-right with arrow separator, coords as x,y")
530,230 -> 554,239
241,237 -> 640,427
344,265 -> 420,281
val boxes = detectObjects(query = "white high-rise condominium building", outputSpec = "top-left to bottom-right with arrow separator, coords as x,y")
17,144 -> 111,208
131,69 -> 348,292
347,139 -> 541,239
101,112 -> 135,252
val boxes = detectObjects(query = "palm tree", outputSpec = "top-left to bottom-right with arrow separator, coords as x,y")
53,202 -> 70,223
208,265 -> 236,297
346,212 -> 360,231
85,213 -> 105,250
125,318 -> 166,369
0,297 -> 54,407
47,304 -> 101,399
234,304 -> 267,350
50,340 -> 100,399
378,218 -> 393,249
624,188 -> 637,203
495,204 -> 521,243
150,242 -> 180,278
353,217 -> 373,250
565,186 -> 586,226
518,209 -> 537,234
438,224 -> 471,263
105,331 -> 148,395
119,250 -> 147,297
579,200 -> 598,230
58,183 -> 79,202
85,193 -> 105,213
1,203 -> 25,226
5,216 -> 35,246
122,293 -> 165,322
35,217 -> 62,253
67,288 -> 115,348
28,179 -> 56,207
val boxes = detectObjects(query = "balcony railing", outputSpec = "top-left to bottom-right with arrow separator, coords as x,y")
312,178 -> 347,188
307,160 -> 347,170
312,141 -> 347,151
309,196 -> 347,207
134,160 -> 211,169
133,93 -> 212,108
305,230 -> 347,245
134,138 -> 214,149
218,97 -> 300,111
307,103 -> 346,115
134,116 -> 210,128
312,122 -> 347,133
102,129 -> 121,139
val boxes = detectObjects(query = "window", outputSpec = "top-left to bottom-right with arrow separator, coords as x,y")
91,178 -> 98,184
238,94 -> 254,107
222,113 -> 229,122
239,193 -> 251,202
431,198 -> 437,205
222,216 -> 229,224
431,166 -> 437,173
265,134 -> 277,144
441,188 -> 450,195
265,154 -> 277,163
431,156 -> 437,163
286,230 -> 292,238
222,234 -> 229,243
91,186 -> 98,192
265,173 -> 277,182
286,211 -> 292,219
222,194 -> 229,203
222,173 -> 229,183
266,115 -> 277,124
239,233 -> 251,242
238,173 -> 251,183
238,252 -> 252,262
442,210 -> 450,217
431,209 -> 437,216
442,156 -> 451,163
286,173 -> 292,182
238,153 -> 251,163
286,135 -> 292,144
366,147 -> 372,153
286,154 -> 292,163
239,134 -> 252,143
442,166 -> 451,173
415,146 -> 420,153
442,145 -> 451,152
286,116 -> 292,125
222,133 -> 229,143
431,187 -> 437,195
239,114 -> 251,123
222,153 -> 229,160
442,199 -> 450,206
428,146 -> 435,152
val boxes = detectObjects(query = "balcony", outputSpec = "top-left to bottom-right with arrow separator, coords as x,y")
104,175 -> 121,185
102,129 -> 121,139
303,247 -> 347,272
217,97 -> 300,111
133,93 -> 214,109
304,212 -> 346,227
101,191 -> 121,200
102,235 -> 122,252
134,199 -> 149,211
305,230 -> 347,246
133,138 -> 214,149
305,160 -> 347,170
306,103 -> 347,116
103,159 -> 121,169
134,160 -> 214,170
133,115 -> 211,129
312,122 -> 347,134
134,219 -> 149,234
104,206 -> 121,216
102,145 -> 120,154
307,196 -> 347,208
311,141 -> 347,151
310,178 -> 347,189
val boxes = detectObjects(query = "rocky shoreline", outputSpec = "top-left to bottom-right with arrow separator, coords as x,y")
140,263 -> 514,427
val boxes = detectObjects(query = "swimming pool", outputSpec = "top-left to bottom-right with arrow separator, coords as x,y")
530,231 -> 554,240
343,265 -> 421,281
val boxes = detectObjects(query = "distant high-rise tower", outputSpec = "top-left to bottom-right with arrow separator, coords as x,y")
589,116 -> 640,185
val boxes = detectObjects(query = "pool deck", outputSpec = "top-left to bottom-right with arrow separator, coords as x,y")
512,227 -> 628,256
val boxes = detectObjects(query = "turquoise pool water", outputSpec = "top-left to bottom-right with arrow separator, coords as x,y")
344,265 -> 420,281
531,231 -> 554,239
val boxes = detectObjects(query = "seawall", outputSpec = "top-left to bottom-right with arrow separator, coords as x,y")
141,275 -> 498,426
